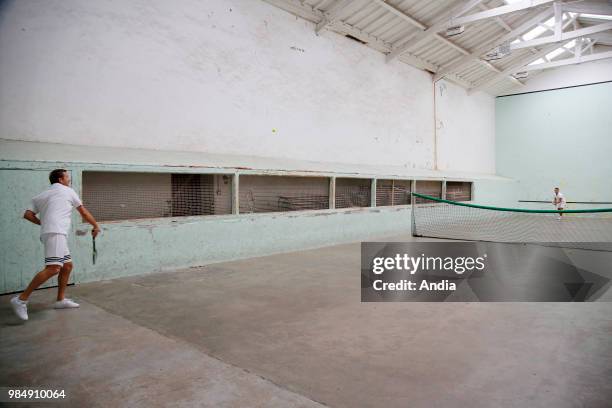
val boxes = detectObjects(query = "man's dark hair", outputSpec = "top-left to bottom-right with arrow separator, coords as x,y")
49,169 -> 67,184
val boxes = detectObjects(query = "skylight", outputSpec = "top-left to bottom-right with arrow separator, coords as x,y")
543,40 -> 576,62
522,25 -> 547,41
529,58 -> 546,66
545,48 -> 565,60
543,14 -> 568,26
521,13 -> 569,41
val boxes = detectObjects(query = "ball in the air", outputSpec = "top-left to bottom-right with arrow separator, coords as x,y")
272,128 -> 277,133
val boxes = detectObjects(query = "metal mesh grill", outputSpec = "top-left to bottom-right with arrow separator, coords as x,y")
376,179 -> 411,206
239,175 -> 329,214
335,178 -> 371,209
446,181 -> 472,201
82,172 -> 233,222
412,193 -> 612,251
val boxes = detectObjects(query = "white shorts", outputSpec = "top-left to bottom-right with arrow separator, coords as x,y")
41,233 -> 72,266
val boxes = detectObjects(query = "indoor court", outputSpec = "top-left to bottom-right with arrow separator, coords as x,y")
1,0 -> 611,407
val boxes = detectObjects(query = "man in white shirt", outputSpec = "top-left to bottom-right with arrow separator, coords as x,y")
10,169 -> 101,321
552,187 -> 566,219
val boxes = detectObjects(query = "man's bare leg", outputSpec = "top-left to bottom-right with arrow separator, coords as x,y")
57,263 -> 73,301
18,265 -> 61,301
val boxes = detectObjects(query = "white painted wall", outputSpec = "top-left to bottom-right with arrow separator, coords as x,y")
0,0 -> 495,174
498,58 -> 612,96
435,80 -> 496,173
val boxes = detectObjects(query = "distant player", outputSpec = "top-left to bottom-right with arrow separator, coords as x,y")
552,187 -> 566,220
10,169 -> 101,321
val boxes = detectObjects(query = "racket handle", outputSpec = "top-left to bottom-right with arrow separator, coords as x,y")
92,236 -> 97,265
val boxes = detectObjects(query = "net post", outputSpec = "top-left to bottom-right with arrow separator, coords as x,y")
411,192 -> 417,237
371,178 -> 377,208
232,172 -> 239,215
329,176 -> 336,209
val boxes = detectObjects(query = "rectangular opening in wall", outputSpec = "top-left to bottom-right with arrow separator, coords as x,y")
239,175 -> 329,214
446,181 -> 472,201
414,180 -> 442,204
376,179 -> 412,206
82,171 -> 233,222
335,178 -> 371,209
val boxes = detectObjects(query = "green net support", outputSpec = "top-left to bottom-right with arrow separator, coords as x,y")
411,193 -> 612,251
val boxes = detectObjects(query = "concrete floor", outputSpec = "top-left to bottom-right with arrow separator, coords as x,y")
2,234 -> 612,407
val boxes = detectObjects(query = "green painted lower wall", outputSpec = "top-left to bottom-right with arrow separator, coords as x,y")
72,205 -> 412,284
496,82 -> 612,203
0,161 -> 416,291
0,169 -> 77,292
1,160 -> 510,292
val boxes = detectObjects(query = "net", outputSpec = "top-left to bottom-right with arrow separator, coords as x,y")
335,178 -> 371,209
376,179 -> 411,206
411,193 -> 612,251
82,172 -> 233,221
239,175 -> 329,214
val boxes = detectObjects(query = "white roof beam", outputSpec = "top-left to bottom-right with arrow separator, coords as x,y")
433,8 -> 553,81
331,20 -> 441,72
512,50 -> 612,72
386,0 -> 485,62
590,32 -> 612,43
532,12 -> 568,37
469,41 -> 565,93
315,6 -> 446,73
370,0 -> 426,30
315,0 -> 357,34
553,2 -> 563,41
260,0 -> 505,78
566,38 -> 596,56
536,11 -> 576,32
562,1 -> 612,15
477,3 -> 513,32
582,38 -> 596,54
370,0 -> 473,57
476,4 -> 530,87
450,0 -> 556,26
510,21 -> 612,49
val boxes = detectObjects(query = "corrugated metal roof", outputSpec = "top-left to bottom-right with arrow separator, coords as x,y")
263,0 -> 612,95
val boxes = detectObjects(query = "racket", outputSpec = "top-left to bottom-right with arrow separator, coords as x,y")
92,235 -> 97,265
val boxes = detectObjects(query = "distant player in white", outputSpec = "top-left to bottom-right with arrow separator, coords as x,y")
552,187 -> 566,219
10,169 -> 101,321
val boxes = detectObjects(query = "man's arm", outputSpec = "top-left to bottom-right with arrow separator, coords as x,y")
23,210 -> 41,225
77,206 -> 101,238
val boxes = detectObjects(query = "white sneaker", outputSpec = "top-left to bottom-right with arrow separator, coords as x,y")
10,296 -> 28,321
54,298 -> 80,309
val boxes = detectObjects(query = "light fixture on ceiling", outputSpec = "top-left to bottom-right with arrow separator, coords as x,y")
513,71 -> 529,79
484,50 -> 504,60
446,25 -> 465,37
484,43 -> 511,61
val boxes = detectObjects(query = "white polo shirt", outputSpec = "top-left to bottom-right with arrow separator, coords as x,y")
553,192 -> 566,209
30,183 -> 83,236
